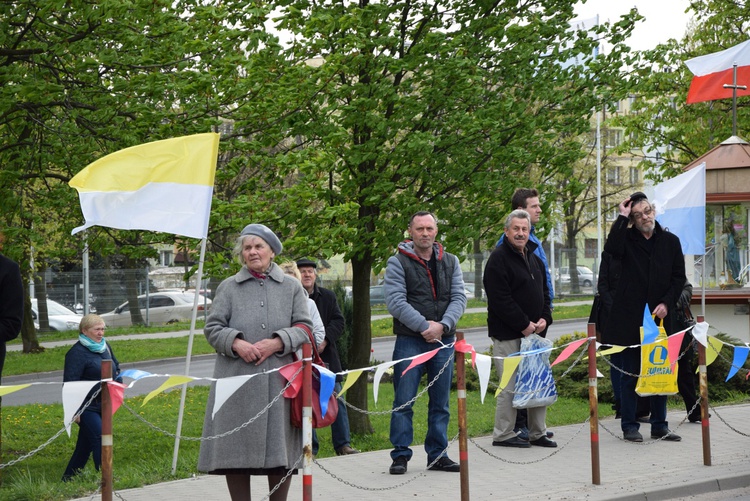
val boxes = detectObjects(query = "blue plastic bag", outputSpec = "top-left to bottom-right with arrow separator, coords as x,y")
512,334 -> 557,409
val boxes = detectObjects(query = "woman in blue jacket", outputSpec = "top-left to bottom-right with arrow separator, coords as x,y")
62,314 -> 121,481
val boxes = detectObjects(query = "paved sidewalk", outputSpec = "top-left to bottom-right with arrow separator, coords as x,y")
70,404 -> 750,501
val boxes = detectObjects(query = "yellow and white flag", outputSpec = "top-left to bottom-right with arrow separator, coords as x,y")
70,133 -> 219,239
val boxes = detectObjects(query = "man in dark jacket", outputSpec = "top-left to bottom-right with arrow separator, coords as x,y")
484,209 -> 555,448
0,251 -> 23,381
384,211 -> 467,475
601,192 -> 686,443
296,258 -> 359,456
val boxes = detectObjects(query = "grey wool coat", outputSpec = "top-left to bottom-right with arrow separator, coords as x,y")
198,263 -> 313,473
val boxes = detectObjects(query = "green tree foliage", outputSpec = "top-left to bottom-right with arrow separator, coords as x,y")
265,0 -> 639,432
1,1 -> 288,334
614,1 -> 750,178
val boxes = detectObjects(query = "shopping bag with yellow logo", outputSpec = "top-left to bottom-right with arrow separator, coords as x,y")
636,306 -> 678,396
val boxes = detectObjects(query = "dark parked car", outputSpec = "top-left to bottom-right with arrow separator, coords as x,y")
369,285 -> 386,305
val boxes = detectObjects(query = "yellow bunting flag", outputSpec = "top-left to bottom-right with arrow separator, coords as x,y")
495,356 -> 521,397
705,336 -> 724,367
339,370 -> 364,397
142,376 -> 195,406
0,384 -> 31,396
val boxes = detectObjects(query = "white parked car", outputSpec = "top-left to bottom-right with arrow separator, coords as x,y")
100,291 -> 211,327
558,266 -> 594,287
31,298 -> 82,332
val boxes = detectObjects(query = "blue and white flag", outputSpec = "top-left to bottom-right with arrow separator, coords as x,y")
652,163 -> 706,255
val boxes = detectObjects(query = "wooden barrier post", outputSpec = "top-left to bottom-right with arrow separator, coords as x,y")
100,360 -> 113,501
587,324 -> 600,485
696,315 -> 711,466
302,343 -> 313,501
455,332 -> 470,501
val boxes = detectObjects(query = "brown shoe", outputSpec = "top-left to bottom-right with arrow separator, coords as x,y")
335,445 -> 360,455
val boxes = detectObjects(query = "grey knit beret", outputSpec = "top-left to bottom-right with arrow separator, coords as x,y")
240,223 -> 283,255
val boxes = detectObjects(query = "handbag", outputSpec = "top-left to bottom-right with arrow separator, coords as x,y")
512,334 -> 558,409
289,331 -> 339,429
635,318 -> 678,396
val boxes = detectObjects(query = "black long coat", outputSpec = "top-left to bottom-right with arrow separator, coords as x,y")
601,216 -> 686,346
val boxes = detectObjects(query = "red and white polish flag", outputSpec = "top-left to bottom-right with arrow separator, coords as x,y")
685,40 -> 750,104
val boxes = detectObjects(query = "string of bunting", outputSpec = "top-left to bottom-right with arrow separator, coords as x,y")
4,320 -> 749,428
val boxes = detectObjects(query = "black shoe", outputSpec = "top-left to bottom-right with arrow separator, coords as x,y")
623,430 -> 643,442
529,436 -> 557,448
428,456 -> 460,472
492,436 -> 531,448
335,445 -> 360,455
513,426 -> 529,441
651,430 -> 681,441
546,430 -> 554,438
389,456 -> 408,475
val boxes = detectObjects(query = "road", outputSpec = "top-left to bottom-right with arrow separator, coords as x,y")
1,319 -> 587,407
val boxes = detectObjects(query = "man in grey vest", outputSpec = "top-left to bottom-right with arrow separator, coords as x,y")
384,211 -> 467,474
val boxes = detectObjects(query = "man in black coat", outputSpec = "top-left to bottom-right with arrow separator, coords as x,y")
601,192 -> 686,443
0,252 -> 23,382
484,209 -> 555,449
296,258 -> 359,456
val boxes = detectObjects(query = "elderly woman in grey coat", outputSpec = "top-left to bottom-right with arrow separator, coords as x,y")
198,223 -> 312,501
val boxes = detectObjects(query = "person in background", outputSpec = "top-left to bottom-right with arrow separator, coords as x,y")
279,261 -> 325,358
62,314 -> 121,481
601,192 -> 685,443
198,223 -> 312,501
675,280 -> 700,423
594,250 -> 623,418
0,251 -> 23,381
384,211 -> 466,474
485,210 -> 555,449
296,258 -> 359,456
496,188 -> 554,440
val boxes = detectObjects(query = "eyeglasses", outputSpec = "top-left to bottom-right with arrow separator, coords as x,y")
631,206 -> 653,220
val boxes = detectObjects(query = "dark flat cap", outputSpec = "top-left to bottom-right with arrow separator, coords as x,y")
630,191 -> 648,204
296,258 -> 317,269
240,223 -> 282,255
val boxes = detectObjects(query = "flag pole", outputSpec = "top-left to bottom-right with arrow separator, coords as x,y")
171,236 -> 208,474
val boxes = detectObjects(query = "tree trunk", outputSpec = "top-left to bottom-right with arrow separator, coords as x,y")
33,261 -> 51,332
124,256 -> 145,325
21,246 -> 41,353
347,255 -> 374,435
472,238 -> 484,300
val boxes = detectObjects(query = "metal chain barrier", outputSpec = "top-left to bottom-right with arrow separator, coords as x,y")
120,364 -> 303,441
343,352 -> 454,416
708,403 -> 750,437
468,419 -> 589,465
0,387 -> 102,470
311,433 -> 460,491
261,453 -> 304,501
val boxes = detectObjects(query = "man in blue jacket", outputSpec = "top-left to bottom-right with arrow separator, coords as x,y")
384,211 -> 467,475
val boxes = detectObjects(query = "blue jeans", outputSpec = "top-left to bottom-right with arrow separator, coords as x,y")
610,351 -> 622,412
62,410 -> 102,481
389,334 -> 454,463
620,347 -> 668,434
312,382 -> 352,454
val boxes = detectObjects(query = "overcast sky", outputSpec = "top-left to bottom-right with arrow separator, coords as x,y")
574,0 -> 693,52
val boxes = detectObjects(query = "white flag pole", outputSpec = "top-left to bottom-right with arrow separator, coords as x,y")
171,236 -> 208,474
